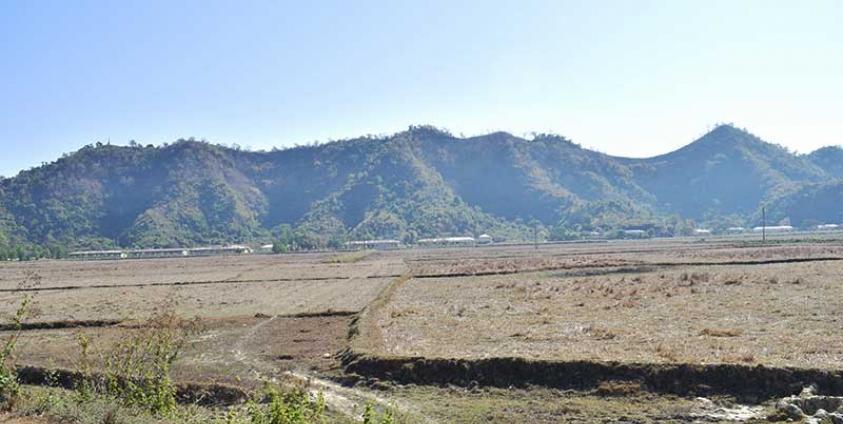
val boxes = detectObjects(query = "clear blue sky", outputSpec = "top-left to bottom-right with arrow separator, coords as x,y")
1,0 -> 841,177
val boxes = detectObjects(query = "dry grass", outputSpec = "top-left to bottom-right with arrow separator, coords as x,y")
372,246 -> 843,368
0,253 -> 407,392
322,250 -> 373,264
2,238 -> 842,423
699,328 -> 743,338
594,381 -> 642,396
0,253 -> 404,290
401,238 -> 843,278
10,315 -> 352,389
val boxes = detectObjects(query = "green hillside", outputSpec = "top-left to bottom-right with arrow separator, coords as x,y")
807,146 -> 843,178
1,124 -> 840,252
763,181 -> 843,228
627,125 -> 826,218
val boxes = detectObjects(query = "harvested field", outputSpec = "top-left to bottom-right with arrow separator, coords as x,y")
9,315 -> 351,389
403,240 -> 843,277
0,252 -> 405,397
375,260 -> 843,369
4,237 -> 843,422
0,277 -> 393,322
0,253 -> 403,291
0,253 -> 404,322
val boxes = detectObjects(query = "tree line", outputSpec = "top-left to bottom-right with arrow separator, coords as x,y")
0,244 -> 68,261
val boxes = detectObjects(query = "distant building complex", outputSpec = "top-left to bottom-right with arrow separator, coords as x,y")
344,239 -> 402,250
417,236 -> 476,247
622,229 -> 649,239
69,245 -> 252,261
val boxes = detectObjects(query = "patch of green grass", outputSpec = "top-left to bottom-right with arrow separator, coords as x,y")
384,385 -> 777,424
12,385 -> 218,424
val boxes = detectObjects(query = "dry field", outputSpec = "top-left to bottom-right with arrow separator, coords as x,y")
13,315 -> 350,389
0,252 -> 403,289
401,239 -> 843,277
2,236 -> 843,423
0,253 -> 402,322
375,261 -> 843,368
0,252 -> 405,388
1,277 -> 393,322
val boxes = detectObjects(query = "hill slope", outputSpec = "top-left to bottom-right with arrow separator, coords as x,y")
764,181 -> 843,227
0,124 -> 839,249
807,146 -> 843,178
627,125 -> 826,218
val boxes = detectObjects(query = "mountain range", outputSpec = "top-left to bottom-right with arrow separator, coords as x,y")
1,124 -> 841,250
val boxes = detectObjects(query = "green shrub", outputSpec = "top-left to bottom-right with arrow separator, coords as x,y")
362,402 -> 395,424
0,295 -> 31,402
75,310 -> 198,416
243,384 -> 326,424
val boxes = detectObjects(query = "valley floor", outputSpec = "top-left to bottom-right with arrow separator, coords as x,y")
2,235 -> 843,422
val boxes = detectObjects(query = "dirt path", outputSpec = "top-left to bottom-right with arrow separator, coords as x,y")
284,370 -> 437,424
230,315 -> 279,367
0,414 -> 52,423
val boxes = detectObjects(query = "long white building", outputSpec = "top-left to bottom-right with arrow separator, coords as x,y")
417,236 -> 476,247
69,245 -> 253,260
344,239 -> 402,250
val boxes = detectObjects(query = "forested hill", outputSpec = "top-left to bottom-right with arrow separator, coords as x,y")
1,124 -> 841,251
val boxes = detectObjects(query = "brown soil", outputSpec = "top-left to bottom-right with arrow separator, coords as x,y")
0,253 -> 404,290
5,239 -> 843,422
404,240 -> 843,277
343,353 -> 843,400
0,277 -> 393,322
10,315 -> 351,389
374,260 -> 843,368
0,415 -> 53,424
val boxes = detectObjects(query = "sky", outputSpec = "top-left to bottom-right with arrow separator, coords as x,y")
1,0 -> 842,177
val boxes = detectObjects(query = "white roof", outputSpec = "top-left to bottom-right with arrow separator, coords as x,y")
132,248 -> 186,253
417,237 -> 475,243
345,239 -> 400,245
752,225 -> 793,231
70,250 -> 123,255
189,245 -> 250,251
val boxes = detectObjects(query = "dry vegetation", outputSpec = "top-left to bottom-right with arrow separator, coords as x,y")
375,251 -> 843,368
0,254 -> 403,323
0,253 -> 403,290
1,237 -> 843,423
0,277 -> 394,323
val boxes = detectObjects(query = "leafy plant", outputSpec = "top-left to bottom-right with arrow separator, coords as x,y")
362,401 -> 395,424
74,310 -> 199,416
0,295 -> 30,401
243,384 -> 326,424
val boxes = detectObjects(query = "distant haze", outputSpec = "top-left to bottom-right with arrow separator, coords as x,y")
1,0 -> 842,177
2,124 -> 843,251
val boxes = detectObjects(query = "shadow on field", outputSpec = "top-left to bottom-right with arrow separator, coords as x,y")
341,351 -> 843,402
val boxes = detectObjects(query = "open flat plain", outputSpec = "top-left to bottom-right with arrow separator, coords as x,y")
2,235 -> 843,422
